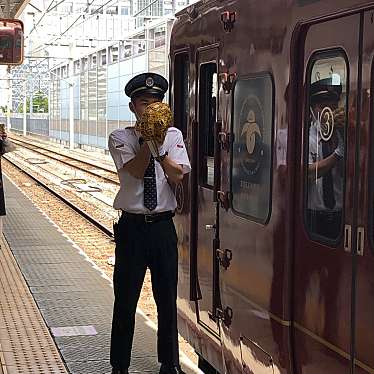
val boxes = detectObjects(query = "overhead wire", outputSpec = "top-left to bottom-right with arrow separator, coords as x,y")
29,0 -> 99,53
28,0 -> 60,37
30,0 -> 119,55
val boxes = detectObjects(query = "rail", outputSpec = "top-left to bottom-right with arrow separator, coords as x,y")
9,136 -> 119,185
3,156 -> 114,238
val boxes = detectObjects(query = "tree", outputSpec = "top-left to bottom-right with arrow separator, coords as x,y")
18,91 -> 48,113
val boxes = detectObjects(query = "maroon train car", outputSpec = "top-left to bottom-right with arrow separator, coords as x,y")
0,19 -> 23,65
169,0 -> 374,373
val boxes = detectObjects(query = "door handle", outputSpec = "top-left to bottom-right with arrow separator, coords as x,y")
205,224 -> 216,230
357,227 -> 364,256
344,224 -> 351,253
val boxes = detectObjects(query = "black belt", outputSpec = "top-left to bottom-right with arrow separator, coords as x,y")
121,210 -> 174,224
307,209 -> 341,220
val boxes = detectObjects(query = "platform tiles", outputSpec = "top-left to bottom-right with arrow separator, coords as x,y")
0,233 -> 68,373
0,176 -> 176,374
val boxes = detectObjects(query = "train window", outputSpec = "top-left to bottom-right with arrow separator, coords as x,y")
305,53 -> 348,243
0,36 -> 11,48
174,53 -> 189,139
199,63 -> 217,187
231,75 -> 273,222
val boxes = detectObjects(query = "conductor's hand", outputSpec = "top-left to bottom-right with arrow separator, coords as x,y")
333,107 -> 345,128
146,140 -> 163,158
134,129 -> 144,145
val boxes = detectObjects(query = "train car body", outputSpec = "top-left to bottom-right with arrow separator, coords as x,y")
170,1 -> 374,373
0,19 -> 23,65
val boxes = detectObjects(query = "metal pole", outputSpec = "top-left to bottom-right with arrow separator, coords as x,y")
59,77 -> 62,144
23,80 -> 27,136
145,26 -> 149,72
30,90 -> 33,114
105,55 -> 108,146
164,22 -> 169,91
69,80 -> 74,149
48,62 -> 51,137
95,55 -> 98,145
69,57 -> 74,149
6,66 -> 11,131
130,42 -> 134,126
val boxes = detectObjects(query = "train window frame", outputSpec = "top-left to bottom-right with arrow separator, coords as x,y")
198,61 -> 217,189
303,48 -> 349,247
173,51 -> 189,140
229,72 -> 275,224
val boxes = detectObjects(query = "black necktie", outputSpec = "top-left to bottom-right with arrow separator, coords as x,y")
144,156 -> 157,211
139,137 -> 157,211
321,141 -> 336,209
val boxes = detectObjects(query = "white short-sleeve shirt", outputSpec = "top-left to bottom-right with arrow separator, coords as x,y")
307,121 -> 343,211
108,126 -> 191,213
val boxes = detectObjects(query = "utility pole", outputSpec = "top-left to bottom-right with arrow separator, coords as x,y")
6,66 -> 11,131
23,80 -> 27,136
5,0 -> 11,130
69,56 -> 74,150
30,90 -> 33,114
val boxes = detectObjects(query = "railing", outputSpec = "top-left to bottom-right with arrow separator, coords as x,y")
0,114 -> 49,137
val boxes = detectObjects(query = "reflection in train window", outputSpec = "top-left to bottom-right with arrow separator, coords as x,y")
305,54 -> 348,243
231,75 -> 273,223
199,63 -> 217,187
0,37 -> 11,49
174,53 -> 189,139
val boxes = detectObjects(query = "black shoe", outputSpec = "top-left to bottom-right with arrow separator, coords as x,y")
111,369 -> 128,374
159,363 -> 186,374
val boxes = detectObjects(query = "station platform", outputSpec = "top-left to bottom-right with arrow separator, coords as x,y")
0,176 -> 198,374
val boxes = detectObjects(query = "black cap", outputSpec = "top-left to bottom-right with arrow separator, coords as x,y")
125,72 -> 168,100
310,77 -> 342,104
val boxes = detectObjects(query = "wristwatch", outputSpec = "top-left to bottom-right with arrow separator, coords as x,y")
155,152 -> 168,162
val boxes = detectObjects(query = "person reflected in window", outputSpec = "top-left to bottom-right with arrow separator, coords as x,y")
306,77 -> 345,239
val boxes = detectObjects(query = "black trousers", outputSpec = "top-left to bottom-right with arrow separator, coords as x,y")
306,209 -> 342,239
110,213 -> 179,370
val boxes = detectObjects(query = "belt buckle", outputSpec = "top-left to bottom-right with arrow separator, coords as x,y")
144,214 -> 154,223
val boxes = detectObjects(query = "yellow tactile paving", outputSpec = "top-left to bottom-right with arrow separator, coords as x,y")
0,236 -> 68,374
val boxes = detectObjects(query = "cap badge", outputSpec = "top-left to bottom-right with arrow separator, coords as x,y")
145,77 -> 154,87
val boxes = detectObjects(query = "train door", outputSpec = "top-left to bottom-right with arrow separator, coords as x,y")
217,70 -> 275,374
293,15 -> 360,373
353,10 -> 374,374
194,46 -> 221,335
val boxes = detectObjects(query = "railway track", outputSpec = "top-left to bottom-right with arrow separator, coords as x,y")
9,136 -> 119,185
7,150 -> 115,207
2,156 -> 113,237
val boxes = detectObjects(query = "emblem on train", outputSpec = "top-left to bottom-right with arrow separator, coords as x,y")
239,95 -> 265,178
318,106 -> 334,141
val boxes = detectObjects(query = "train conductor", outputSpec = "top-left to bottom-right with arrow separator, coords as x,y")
307,76 -> 345,239
108,72 -> 191,374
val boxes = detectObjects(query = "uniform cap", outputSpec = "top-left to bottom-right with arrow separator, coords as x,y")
310,76 -> 342,104
125,72 -> 168,99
